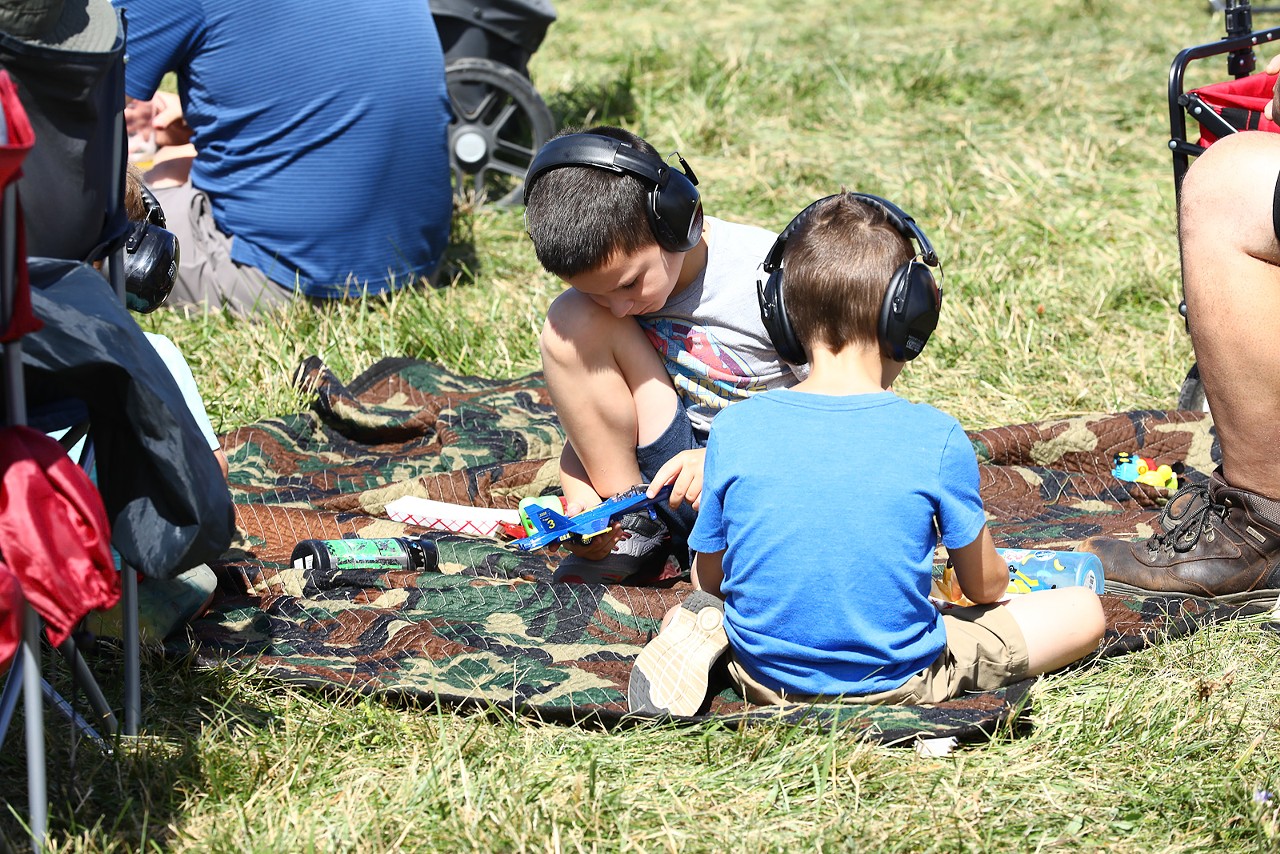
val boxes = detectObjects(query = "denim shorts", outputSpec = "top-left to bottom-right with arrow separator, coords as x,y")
635,396 -> 707,549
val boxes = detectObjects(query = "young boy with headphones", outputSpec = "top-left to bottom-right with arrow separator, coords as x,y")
627,192 -> 1105,717
523,126 -> 802,584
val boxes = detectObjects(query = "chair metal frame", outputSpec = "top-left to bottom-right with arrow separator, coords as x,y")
0,79 -> 49,853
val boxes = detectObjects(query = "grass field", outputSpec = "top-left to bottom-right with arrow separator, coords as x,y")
5,0 -> 1280,850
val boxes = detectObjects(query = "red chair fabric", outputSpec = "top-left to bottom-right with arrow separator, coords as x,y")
1191,72 -> 1280,147
0,425 -> 118,646
0,68 -> 40,343
0,560 -> 19,674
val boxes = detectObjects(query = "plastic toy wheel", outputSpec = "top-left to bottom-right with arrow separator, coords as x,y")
445,58 -> 555,207
1177,362 -> 1210,413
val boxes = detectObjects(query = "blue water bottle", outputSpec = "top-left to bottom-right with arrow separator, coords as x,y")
996,548 -> 1105,595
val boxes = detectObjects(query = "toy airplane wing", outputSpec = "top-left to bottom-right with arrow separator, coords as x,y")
510,483 -> 673,552
512,504 -> 610,552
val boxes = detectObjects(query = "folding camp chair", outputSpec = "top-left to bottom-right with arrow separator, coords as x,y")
0,0 -> 233,776
1167,0 -> 1280,410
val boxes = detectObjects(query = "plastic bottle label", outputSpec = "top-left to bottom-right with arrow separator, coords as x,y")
997,548 -> 1105,594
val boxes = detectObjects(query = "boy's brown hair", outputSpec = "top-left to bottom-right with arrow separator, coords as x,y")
523,125 -> 664,279
781,193 -> 914,357
124,162 -> 147,222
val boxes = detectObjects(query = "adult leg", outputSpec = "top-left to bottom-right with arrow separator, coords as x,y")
1181,131 -> 1280,496
1080,132 -> 1280,599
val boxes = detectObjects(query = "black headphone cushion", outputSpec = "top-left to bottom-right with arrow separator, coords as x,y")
649,169 -> 704,253
757,267 -> 806,365
878,260 -> 942,361
125,221 -> 180,313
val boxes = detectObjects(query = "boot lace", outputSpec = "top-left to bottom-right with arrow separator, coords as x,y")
1147,481 -> 1226,555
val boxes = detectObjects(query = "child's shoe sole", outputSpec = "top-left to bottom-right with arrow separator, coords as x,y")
628,591 -> 729,717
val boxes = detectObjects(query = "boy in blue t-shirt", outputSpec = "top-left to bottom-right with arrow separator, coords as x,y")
628,192 -> 1105,716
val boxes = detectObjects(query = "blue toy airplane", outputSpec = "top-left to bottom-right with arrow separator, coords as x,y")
511,483 -> 673,552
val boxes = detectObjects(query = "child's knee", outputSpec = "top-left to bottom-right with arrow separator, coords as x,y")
540,290 -> 625,364
1048,586 -> 1106,644
1074,588 -> 1107,642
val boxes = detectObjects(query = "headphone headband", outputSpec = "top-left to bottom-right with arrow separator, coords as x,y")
758,191 -> 943,364
139,183 -> 167,228
522,132 -> 704,253
524,134 -> 680,199
762,192 -> 937,274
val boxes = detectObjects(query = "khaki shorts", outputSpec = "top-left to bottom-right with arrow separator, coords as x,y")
727,603 -> 1030,706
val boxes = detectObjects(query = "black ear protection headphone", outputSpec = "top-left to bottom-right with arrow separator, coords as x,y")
124,184 -> 180,314
757,192 -> 942,365
522,133 -> 704,252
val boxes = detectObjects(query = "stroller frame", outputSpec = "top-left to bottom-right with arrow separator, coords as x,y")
433,0 -> 558,206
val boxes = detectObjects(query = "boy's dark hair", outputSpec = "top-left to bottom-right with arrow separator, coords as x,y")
782,193 -> 914,356
523,125 -> 663,278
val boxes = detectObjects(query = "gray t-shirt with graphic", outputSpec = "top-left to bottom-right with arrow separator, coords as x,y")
638,216 -> 804,433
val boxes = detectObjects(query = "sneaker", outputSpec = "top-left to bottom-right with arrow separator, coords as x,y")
1079,469 -> 1280,604
84,563 -> 218,643
628,590 -> 729,717
553,511 -> 670,585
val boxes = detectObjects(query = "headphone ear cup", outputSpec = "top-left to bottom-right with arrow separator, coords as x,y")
125,222 -> 180,314
878,260 -> 942,361
758,267 -> 807,365
648,169 -> 703,252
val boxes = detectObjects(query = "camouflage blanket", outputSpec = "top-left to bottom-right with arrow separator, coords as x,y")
183,356 -> 1271,745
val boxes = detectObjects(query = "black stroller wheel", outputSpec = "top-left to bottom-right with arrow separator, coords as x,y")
446,58 -> 555,207
1177,362 -> 1210,413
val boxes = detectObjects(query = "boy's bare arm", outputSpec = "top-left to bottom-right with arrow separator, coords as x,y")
692,549 -> 725,598
947,527 -> 1009,604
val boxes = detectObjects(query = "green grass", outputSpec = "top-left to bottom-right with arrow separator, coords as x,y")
6,0 -> 1280,850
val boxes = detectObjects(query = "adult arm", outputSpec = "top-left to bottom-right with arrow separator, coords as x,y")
1269,54 -> 1280,122
110,0 -> 203,99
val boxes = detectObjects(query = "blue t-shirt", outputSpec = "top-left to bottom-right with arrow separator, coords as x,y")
689,389 -> 987,697
114,0 -> 453,297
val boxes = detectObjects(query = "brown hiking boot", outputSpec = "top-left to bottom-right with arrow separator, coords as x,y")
1079,469 -> 1280,604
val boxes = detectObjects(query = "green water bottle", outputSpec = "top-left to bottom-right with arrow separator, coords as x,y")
289,536 -> 439,572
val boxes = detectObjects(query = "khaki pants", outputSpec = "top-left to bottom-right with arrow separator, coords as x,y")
152,183 -> 294,315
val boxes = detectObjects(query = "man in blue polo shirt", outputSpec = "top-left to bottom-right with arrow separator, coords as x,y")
114,0 -> 454,313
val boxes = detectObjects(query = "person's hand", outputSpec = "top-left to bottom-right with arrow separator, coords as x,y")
545,503 -> 625,560
647,448 -> 706,511
1266,54 -> 1280,123
125,92 -> 192,150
